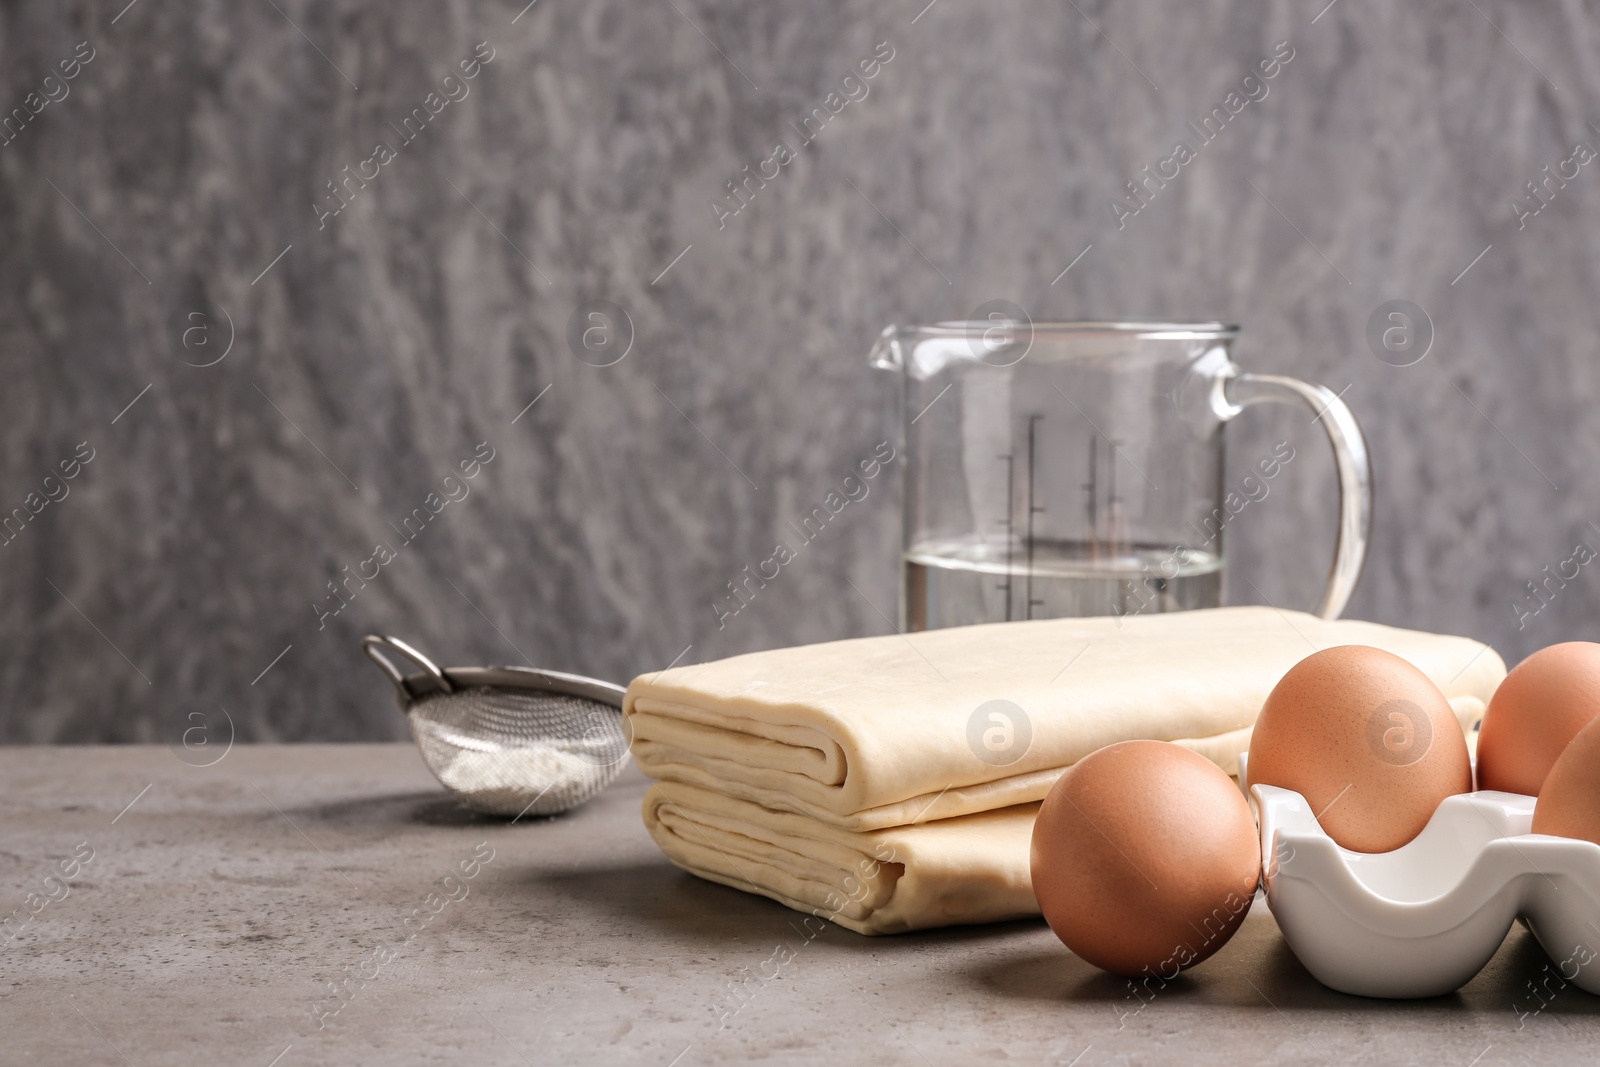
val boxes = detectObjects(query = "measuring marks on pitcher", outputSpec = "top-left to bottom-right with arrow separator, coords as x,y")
903,417 -> 1220,627
992,415 -> 1070,621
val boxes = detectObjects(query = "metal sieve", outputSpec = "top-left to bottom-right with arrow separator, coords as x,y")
361,634 -> 630,818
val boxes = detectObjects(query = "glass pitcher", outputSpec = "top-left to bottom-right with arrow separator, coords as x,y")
869,320 -> 1371,631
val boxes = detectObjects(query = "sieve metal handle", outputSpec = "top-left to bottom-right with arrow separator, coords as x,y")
362,634 -> 455,700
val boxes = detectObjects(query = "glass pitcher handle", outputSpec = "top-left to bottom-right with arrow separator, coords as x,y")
1221,373 -> 1372,619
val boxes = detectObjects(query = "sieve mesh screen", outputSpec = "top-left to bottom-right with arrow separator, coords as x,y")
407,686 -> 629,817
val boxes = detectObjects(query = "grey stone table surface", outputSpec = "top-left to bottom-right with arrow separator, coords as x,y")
3,745 -> 1596,1066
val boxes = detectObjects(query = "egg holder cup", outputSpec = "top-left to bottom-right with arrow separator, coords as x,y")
1249,780 -> 1600,999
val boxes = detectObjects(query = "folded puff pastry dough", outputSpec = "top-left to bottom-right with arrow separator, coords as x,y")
626,607 -> 1506,831
643,779 -> 1039,935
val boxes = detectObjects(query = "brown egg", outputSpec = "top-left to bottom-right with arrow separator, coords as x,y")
1247,645 -> 1469,854
1478,642 -> 1600,796
1030,740 -> 1259,978
1532,714 -> 1600,842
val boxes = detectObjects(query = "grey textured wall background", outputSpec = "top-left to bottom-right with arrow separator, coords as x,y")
2,0 -> 1596,743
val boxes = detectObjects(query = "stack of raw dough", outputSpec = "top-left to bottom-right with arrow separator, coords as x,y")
625,607 -> 1505,934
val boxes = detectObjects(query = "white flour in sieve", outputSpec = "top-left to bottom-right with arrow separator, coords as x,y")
433,742 -> 606,816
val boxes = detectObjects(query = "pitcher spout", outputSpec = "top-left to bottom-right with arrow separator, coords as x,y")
868,324 -> 903,371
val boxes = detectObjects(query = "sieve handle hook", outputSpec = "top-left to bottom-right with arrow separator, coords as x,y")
362,634 -> 455,699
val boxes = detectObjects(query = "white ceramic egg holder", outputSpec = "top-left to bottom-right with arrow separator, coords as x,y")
1241,756 -> 1600,999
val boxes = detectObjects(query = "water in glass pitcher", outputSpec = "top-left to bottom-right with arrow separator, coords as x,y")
902,537 -> 1223,631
